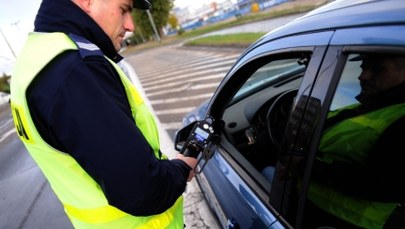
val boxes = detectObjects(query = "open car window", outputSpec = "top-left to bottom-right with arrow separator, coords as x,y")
221,53 -> 310,192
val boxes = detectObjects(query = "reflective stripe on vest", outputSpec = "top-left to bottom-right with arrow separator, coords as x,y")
10,32 -> 182,228
309,103 -> 405,229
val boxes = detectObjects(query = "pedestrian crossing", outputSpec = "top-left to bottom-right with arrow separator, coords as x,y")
0,113 -> 15,144
127,46 -> 243,138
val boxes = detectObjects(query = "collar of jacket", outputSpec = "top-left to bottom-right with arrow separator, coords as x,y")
359,82 -> 405,112
34,0 -> 123,62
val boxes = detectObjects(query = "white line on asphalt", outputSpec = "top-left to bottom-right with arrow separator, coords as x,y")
136,53 -> 239,80
143,70 -> 226,92
147,81 -> 220,97
154,107 -> 196,115
160,122 -> 182,130
141,66 -> 230,88
150,93 -> 212,105
0,128 -> 16,143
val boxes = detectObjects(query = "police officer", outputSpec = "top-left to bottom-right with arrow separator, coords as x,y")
10,0 -> 198,228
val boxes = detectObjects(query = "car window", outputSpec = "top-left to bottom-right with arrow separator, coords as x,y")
221,53 -> 309,190
329,56 -> 362,111
232,58 -> 307,104
301,52 -> 405,228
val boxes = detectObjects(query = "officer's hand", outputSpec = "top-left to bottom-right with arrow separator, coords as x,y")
176,153 -> 198,181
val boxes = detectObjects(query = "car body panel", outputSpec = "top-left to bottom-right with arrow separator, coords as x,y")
330,25 -> 405,46
201,151 -> 281,228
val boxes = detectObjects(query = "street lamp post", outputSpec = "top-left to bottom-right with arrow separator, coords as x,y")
0,27 -> 17,59
146,10 -> 161,42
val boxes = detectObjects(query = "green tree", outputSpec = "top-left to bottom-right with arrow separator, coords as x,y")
132,0 -> 173,42
168,13 -> 178,30
0,73 -> 11,93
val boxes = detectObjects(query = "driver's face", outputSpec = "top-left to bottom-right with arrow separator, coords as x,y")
356,57 -> 405,103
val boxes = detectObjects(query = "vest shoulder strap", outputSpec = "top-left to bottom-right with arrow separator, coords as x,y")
68,33 -> 104,58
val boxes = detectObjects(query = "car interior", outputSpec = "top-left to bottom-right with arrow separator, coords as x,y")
220,54 -> 310,187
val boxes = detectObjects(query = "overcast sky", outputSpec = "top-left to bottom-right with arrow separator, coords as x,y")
0,0 -> 217,75
0,0 -> 41,75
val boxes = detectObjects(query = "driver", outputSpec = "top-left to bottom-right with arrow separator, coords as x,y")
304,53 -> 405,228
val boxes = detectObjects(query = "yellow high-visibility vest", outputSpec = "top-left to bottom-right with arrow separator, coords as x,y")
10,32 -> 183,229
309,103 -> 405,229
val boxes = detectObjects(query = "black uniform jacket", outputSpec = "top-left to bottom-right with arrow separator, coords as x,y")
28,0 -> 191,216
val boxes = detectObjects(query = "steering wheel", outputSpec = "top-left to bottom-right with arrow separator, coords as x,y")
266,89 -> 298,147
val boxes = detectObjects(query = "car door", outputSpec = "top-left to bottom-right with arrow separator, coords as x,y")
272,25 -> 405,228
200,31 -> 333,228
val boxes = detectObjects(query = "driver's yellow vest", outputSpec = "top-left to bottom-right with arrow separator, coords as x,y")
10,32 -> 184,229
309,103 -> 405,229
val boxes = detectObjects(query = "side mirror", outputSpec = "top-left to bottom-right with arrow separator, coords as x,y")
174,121 -> 197,151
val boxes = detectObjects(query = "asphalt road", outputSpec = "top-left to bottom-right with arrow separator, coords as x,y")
0,13 -> 303,229
0,103 -> 73,229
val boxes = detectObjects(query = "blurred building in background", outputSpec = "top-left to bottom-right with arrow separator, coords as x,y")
167,0 -> 289,35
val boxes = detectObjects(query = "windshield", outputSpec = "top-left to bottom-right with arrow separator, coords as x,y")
232,58 -> 307,104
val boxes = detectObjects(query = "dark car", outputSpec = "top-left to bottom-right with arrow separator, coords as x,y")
175,0 -> 405,228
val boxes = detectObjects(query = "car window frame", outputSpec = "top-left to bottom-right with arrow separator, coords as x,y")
202,31 -> 334,228
204,45 -> 328,228
283,45 -> 405,227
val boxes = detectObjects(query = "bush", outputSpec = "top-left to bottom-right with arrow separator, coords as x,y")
0,73 -> 11,93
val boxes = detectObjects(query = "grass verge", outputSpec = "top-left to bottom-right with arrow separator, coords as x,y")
184,33 -> 266,48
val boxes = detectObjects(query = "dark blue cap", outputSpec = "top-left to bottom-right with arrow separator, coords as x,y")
134,0 -> 151,10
